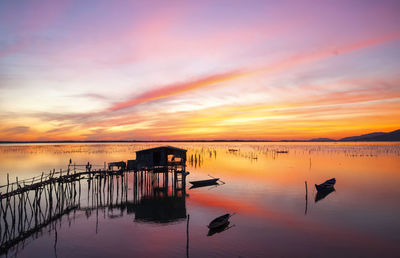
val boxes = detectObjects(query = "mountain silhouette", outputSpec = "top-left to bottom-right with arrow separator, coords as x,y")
340,129 -> 400,141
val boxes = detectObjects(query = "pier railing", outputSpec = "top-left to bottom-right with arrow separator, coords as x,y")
0,163 -> 106,191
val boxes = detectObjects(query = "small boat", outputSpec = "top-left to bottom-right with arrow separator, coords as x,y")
276,150 -> 288,154
189,178 -> 219,187
315,178 -> 336,191
208,213 -> 231,229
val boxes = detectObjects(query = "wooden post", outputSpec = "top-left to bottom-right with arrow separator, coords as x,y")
7,173 -> 9,194
305,181 -> 308,215
116,174 -> 119,201
186,214 -> 190,258
133,172 -> 137,202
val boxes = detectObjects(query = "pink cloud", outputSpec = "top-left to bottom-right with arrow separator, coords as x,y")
0,0 -> 71,58
108,33 -> 400,112
108,70 -> 245,111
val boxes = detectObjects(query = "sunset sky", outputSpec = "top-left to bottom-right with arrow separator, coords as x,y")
0,0 -> 399,141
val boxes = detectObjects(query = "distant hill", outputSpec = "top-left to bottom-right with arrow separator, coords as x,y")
339,129 -> 400,141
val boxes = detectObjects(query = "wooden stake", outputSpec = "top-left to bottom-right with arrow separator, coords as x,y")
186,214 -> 190,258
305,181 -> 308,215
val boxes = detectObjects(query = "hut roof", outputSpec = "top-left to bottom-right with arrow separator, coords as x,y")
136,146 -> 187,154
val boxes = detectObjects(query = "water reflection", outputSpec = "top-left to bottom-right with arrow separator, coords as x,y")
0,169 -> 187,256
189,153 -> 203,168
315,188 -> 336,203
207,222 -> 235,236
189,182 -> 220,190
132,195 -> 186,223
1,142 -> 400,257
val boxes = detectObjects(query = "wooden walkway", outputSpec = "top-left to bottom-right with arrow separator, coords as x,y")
1,162 -> 187,200
0,167 -> 123,200
0,162 -> 188,256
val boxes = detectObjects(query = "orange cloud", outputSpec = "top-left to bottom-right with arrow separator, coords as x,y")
108,33 -> 400,112
108,70 -> 246,111
251,32 -> 400,77
2,32 -> 399,141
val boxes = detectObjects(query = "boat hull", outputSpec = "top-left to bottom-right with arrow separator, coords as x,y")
208,213 -> 230,229
189,178 -> 219,187
315,178 -> 336,191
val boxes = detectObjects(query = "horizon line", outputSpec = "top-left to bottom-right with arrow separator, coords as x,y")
0,139 -> 399,144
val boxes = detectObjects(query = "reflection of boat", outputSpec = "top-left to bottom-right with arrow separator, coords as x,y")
315,187 -> 335,202
208,213 -> 231,229
207,221 -> 232,236
189,182 -> 219,189
190,178 -> 219,187
315,178 -> 336,191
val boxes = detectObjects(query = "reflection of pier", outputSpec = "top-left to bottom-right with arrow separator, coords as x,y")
80,172 -> 187,224
0,176 -> 80,255
0,146 -> 188,256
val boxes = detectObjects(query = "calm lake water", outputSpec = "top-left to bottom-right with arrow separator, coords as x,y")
1,142 -> 400,257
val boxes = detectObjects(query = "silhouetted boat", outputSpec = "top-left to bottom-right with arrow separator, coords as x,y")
208,213 -> 232,229
190,178 -> 219,187
315,178 -> 336,191
315,187 -> 335,202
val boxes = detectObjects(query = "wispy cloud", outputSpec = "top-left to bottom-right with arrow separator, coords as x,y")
1,126 -> 31,134
68,93 -> 111,100
0,0 -> 71,58
108,70 -> 246,111
108,33 -> 400,112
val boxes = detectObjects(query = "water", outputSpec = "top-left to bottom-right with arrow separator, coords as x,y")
1,142 -> 400,257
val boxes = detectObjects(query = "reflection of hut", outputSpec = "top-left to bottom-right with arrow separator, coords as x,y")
135,146 -> 187,171
131,195 -> 186,223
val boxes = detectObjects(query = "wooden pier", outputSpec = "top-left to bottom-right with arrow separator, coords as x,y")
0,158 -> 188,256
0,167 -> 82,255
1,164 -> 126,200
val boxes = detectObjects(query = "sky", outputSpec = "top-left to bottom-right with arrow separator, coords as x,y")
0,0 -> 399,141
